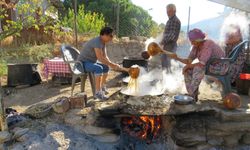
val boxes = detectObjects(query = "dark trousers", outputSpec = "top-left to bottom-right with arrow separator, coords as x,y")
161,43 -> 177,72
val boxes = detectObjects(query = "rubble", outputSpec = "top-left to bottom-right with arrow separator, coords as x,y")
69,93 -> 87,109
3,89 -> 250,149
12,127 -> 29,139
64,109 -> 85,126
52,97 -> 70,114
0,131 -> 11,143
82,125 -> 113,135
92,133 -> 120,143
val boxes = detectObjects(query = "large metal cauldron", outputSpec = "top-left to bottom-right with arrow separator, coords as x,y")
7,63 -> 41,87
122,56 -> 148,76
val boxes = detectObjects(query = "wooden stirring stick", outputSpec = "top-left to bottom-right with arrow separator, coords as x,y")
147,42 -> 177,58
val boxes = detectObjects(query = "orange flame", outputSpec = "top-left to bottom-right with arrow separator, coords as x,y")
121,116 -> 161,142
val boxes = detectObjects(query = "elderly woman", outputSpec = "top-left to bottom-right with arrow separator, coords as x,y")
224,25 -> 243,57
223,25 -> 246,85
172,29 -> 225,101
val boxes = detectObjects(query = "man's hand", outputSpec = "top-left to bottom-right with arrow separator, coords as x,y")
110,64 -> 129,72
121,67 -> 129,72
110,63 -> 120,70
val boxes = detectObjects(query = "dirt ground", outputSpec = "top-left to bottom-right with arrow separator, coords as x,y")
1,64 -> 250,150
2,67 -> 250,113
1,60 -> 249,113
2,70 -> 122,113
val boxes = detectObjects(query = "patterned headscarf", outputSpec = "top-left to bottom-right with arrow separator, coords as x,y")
188,28 -> 206,42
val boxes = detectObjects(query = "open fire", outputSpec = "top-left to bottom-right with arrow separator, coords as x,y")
121,116 -> 162,143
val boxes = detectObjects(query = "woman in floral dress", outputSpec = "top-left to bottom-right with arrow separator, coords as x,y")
172,28 -> 225,101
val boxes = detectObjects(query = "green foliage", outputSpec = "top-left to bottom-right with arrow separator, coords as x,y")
63,0 -> 160,37
0,44 -> 53,64
61,5 -> 105,35
0,60 -> 7,77
59,0 -> 163,37
0,0 -> 61,41
0,44 -> 53,76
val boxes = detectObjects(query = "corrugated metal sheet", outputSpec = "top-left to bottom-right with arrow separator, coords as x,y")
208,0 -> 250,13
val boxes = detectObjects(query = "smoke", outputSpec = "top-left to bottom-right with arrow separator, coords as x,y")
121,36 -> 187,96
121,65 -> 186,96
220,12 -> 250,42
121,34 -> 222,97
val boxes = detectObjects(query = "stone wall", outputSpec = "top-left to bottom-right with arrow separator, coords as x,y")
106,41 -> 145,63
170,110 -> 250,149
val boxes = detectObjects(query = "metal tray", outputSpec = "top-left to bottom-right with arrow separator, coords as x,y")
173,95 -> 194,105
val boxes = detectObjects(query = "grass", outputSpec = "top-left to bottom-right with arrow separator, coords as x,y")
0,44 -> 54,63
0,44 -> 55,77
0,60 -> 7,76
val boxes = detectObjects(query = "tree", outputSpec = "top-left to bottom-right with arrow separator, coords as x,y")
61,0 -> 159,37
61,4 -> 105,35
0,0 -> 59,41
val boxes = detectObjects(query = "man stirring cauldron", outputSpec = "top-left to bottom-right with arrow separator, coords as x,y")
78,27 -> 128,100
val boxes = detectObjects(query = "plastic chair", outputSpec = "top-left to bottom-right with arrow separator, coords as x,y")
205,40 -> 249,95
61,45 -> 95,96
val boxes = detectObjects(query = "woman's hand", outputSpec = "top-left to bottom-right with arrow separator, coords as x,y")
182,65 -> 189,75
182,64 -> 194,74
169,53 -> 178,59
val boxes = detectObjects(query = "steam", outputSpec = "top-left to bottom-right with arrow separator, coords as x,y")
121,65 -> 186,96
220,12 -> 249,42
121,31 -> 226,97
121,35 -> 187,96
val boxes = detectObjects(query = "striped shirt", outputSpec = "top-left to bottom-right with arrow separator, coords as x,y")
188,39 -> 225,65
161,15 -> 181,46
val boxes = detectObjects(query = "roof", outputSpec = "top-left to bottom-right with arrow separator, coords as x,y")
208,0 -> 250,13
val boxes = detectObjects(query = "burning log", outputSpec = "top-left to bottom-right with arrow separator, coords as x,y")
121,116 -> 161,143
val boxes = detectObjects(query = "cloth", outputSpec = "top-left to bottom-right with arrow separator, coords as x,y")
81,61 -> 109,76
160,15 -> 181,71
224,40 -> 242,57
184,39 -> 225,98
229,47 -> 246,83
78,36 -> 106,63
188,39 -> 225,65
43,58 -> 71,79
184,66 -> 205,98
207,41 -> 246,84
188,28 -> 206,42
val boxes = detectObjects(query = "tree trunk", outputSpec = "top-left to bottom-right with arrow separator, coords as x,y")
0,78 -> 8,131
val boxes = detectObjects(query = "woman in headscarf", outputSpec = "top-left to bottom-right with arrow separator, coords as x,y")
172,28 -> 225,101
224,25 -> 243,57
223,25 -> 246,85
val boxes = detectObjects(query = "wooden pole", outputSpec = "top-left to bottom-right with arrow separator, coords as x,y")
187,6 -> 191,34
73,0 -> 78,48
116,2 -> 120,37
0,81 -> 8,131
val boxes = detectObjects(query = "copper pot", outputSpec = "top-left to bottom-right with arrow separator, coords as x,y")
223,92 -> 241,110
147,42 -> 176,57
128,66 -> 140,79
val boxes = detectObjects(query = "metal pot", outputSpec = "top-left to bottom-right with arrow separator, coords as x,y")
122,57 -> 148,68
122,57 -> 147,76
7,63 -> 41,87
